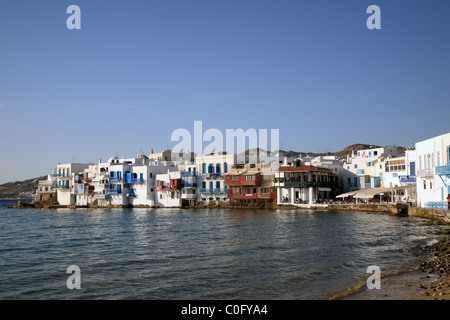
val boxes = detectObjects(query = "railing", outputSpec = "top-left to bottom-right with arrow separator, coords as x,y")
258,193 -> 272,198
417,168 -> 434,177
181,183 -> 197,188
109,177 -> 122,182
181,171 -> 197,177
436,164 -> 450,176
52,185 -> 69,189
94,194 -> 107,199
106,189 -> 121,195
425,201 -> 448,209
284,181 -> 338,188
155,185 -> 180,191
199,188 -> 227,194
127,178 -> 145,183
205,173 -> 222,179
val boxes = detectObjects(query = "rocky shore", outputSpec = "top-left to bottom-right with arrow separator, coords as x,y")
411,231 -> 450,300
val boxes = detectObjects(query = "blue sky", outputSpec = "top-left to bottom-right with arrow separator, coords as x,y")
0,0 -> 449,182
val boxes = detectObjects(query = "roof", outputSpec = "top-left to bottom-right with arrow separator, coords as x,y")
336,185 -> 416,199
278,165 -> 337,176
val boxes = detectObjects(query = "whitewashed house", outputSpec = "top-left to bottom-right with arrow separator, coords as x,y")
155,169 -> 182,207
196,152 -> 237,202
342,147 -> 403,192
415,133 -> 450,208
54,163 -> 90,206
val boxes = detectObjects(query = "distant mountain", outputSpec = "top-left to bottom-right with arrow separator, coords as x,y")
0,176 -> 46,199
333,144 -> 381,158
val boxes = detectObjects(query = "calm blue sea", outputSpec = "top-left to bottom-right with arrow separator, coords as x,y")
0,199 -> 445,300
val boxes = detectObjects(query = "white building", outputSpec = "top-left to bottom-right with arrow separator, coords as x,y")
155,169 -> 181,207
54,163 -> 91,206
416,133 -> 450,208
196,152 -> 236,202
342,146 -> 403,192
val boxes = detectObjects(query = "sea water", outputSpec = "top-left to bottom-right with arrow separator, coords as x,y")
0,200 -> 445,300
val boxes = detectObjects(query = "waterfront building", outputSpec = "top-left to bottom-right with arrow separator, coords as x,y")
155,169 -> 182,207
342,147 -> 403,192
196,152 -> 236,202
53,163 -> 91,206
224,162 -> 278,201
275,160 -> 339,206
296,155 -> 344,192
415,133 -> 450,208
75,164 -> 97,207
33,174 -> 56,203
178,163 -> 198,207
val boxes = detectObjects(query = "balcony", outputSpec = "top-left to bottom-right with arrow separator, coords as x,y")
181,171 -> 197,177
128,178 -> 145,184
181,182 -> 197,188
52,184 -> 69,190
436,164 -> 450,176
417,168 -> 434,178
106,189 -> 121,195
199,188 -> 227,194
283,181 -> 338,189
205,173 -> 222,179
155,185 -> 180,191
109,177 -> 122,182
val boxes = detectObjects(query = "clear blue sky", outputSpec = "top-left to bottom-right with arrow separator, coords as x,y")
1,0 -> 449,183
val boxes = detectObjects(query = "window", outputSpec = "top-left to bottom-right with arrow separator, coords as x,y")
202,163 -> 206,174
374,151 -> 378,156
354,164 -> 357,169
224,162 -> 228,173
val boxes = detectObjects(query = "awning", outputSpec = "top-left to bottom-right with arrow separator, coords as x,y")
336,191 -> 357,198
353,187 -> 391,199
318,187 -> 332,192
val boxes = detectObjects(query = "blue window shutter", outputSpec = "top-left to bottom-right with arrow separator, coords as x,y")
224,162 -> 228,173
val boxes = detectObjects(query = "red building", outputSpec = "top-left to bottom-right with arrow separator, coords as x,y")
225,172 -> 277,200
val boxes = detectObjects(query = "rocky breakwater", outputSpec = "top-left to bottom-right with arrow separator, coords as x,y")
195,199 -> 276,210
412,230 -> 450,300
10,197 -> 60,209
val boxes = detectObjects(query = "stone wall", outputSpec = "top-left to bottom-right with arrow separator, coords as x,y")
408,207 -> 450,224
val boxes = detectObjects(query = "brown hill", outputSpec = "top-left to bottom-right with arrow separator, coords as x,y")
0,176 -> 46,199
334,144 -> 381,158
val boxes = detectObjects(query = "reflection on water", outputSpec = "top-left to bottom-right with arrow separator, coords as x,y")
0,201 -> 446,299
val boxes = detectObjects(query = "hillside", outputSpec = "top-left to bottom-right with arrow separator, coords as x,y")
0,176 -> 46,199
333,144 -> 381,158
